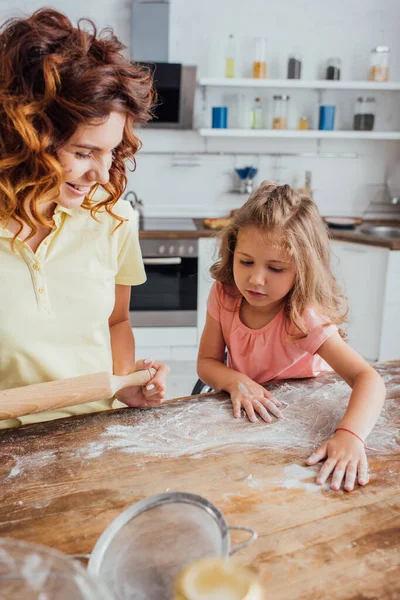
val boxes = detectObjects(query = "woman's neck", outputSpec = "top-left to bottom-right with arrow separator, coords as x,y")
5,201 -> 57,247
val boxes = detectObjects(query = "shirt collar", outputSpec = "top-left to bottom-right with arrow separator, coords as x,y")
54,204 -> 75,216
0,203 -> 76,237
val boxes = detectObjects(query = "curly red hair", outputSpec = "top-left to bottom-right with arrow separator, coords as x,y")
0,8 -> 154,241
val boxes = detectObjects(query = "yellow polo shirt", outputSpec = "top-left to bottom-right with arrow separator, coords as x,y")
0,199 -> 145,429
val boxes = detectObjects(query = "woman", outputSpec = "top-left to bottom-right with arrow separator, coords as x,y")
0,8 -> 169,428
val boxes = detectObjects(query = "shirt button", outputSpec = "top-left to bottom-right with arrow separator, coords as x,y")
33,263 -> 40,270
38,287 -> 45,294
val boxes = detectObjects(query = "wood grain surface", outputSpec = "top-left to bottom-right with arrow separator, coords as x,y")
0,362 -> 399,599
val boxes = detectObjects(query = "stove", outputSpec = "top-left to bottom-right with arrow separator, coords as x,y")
141,217 -> 196,231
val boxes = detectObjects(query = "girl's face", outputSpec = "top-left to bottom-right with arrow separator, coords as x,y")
233,225 -> 296,310
55,111 -> 126,210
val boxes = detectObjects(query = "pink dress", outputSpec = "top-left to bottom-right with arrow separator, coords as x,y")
207,282 -> 337,383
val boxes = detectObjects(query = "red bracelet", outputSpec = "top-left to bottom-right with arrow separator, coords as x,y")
334,427 -> 365,446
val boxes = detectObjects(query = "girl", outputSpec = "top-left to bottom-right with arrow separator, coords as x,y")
197,181 -> 385,492
0,9 -> 169,428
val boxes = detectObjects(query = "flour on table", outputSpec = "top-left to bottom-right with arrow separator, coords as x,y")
278,464 -> 334,493
6,450 -> 56,480
77,371 -> 399,459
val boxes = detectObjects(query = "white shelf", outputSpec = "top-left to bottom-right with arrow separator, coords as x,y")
198,77 -> 400,91
198,129 -> 400,140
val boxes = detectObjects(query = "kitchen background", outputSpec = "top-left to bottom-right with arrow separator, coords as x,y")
3,0 -> 400,397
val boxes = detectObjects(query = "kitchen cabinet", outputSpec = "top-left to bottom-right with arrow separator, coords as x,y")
331,240 -> 400,361
197,236 -> 218,343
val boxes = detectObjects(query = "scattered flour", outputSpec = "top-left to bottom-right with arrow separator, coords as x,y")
6,450 -> 57,480
278,464 -> 333,493
73,372 -> 398,459
2,366 -> 398,478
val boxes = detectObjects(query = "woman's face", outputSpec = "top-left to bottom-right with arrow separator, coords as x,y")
56,111 -> 126,209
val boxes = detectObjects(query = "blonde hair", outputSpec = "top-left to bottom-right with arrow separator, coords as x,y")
211,180 -> 347,339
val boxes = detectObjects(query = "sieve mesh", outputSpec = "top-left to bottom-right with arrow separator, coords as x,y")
90,494 -> 229,600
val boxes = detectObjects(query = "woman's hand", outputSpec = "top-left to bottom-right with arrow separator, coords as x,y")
229,378 -> 284,423
115,358 -> 170,408
306,429 -> 369,491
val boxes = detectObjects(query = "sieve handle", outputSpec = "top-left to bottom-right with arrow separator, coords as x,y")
228,526 -> 258,554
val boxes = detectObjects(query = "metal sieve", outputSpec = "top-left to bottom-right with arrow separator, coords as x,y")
87,492 -> 257,600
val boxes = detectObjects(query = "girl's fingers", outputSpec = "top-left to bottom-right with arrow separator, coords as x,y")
242,400 -> 258,423
330,459 -> 348,491
232,398 -> 242,419
261,396 -> 283,419
263,390 -> 282,406
252,400 -> 272,423
316,457 -> 336,485
306,442 -> 328,465
344,460 -> 358,492
358,457 -> 369,486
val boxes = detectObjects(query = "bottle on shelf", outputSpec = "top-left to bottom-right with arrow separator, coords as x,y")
368,46 -> 389,82
287,53 -> 302,79
353,97 -> 376,131
296,171 -> 313,198
305,170 -> 312,196
250,97 -> 264,129
272,95 -> 289,129
298,116 -> 309,130
225,34 -> 236,78
326,58 -> 341,80
253,37 -> 267,79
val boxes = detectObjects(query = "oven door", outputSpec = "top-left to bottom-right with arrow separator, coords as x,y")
129,256 -> 198,327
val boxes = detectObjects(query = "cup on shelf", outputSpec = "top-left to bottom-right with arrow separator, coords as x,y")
318,105 -> 336,130
212,106 -> 228,129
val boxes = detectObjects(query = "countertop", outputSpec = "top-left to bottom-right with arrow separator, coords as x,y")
139,219 -> 400,250
0,361 -> 399,599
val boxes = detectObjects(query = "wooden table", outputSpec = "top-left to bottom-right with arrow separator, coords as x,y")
0,362 -> 399,599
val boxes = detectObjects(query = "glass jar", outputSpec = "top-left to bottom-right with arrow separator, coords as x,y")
225,34 -> 236,78
368,46 -> 389,82
272,95 -> 289,129
250,97 -> 264,129
353,97 -> 376,131
326,58 -> 341,80
287,53 -> 302,79
298,116 -> 309,130
253,37 -> 267,79
0,538 -> 112,600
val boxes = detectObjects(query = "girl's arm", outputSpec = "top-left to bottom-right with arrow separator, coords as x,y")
197,313 -> 237,393
306,330 -> 386,491
109,285 -> 169,406
197,314 -> 283,422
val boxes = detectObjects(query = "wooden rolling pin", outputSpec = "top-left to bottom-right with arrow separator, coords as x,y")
0,368 -> 156,420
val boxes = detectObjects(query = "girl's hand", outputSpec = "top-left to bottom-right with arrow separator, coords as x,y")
306,429 -> 369,491
229,378 -> 284,423
115,359 -> 170,408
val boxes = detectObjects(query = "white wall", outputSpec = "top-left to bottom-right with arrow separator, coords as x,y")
2,0 -> 400,218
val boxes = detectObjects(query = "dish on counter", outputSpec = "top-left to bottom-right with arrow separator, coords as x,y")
203,217 -> 232,230
323,216 -> 362,230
